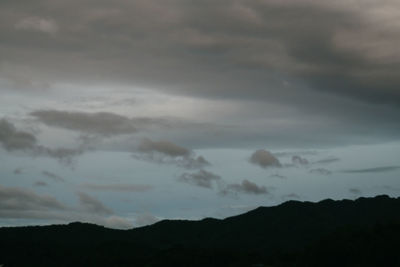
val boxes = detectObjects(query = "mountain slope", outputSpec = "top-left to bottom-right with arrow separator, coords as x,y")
1,195 -> 400,266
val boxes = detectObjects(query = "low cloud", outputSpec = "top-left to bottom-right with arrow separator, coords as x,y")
42,171 -> 65,182
77,192 -> 113,215
292,155 -> 309,165
349,188 -> 362,195
134,138 -> 210,169
0,118 -> 83,164
31,110 -> 137,136
341,166 -> 400,174
0,185 -> 66,214
179,170 -> 222,189
139,138 -> 190,157
83,183 -> 153,192
274,151 -> 318,157
34,181 -> 48,187
250,149 -> 281,168
313,157 -> 340,164
0,185 -> 132,229
37,146 -> 84,165
178,155 -> 210,169
0,119 -> 36,151
220,179 -> 269,195
309,168 -> 332,175
270,173 -> 287,179
13,167 -> 23,175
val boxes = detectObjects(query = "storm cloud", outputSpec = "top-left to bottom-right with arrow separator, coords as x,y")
1,0 -> 400,148
1,0 -> 399,105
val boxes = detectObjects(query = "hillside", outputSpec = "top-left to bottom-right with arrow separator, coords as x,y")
1,195 -> 400,266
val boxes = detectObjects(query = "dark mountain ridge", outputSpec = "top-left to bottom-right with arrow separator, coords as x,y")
1,195 -> 400,266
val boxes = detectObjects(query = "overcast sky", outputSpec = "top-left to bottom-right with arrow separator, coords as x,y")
1,0 -> 400,229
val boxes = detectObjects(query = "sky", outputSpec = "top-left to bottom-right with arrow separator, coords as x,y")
1,0 -> 400,229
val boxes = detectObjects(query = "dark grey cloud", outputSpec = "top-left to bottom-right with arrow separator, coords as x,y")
13,167 -> 23,175
0,0 -> 399,148
341,166 -> 400,174
270,173 -> 286,179
0,119 -> 36,151
0,0 -> 399,111
0,118 -> 83,163
179,155 -> 210,169
273,151 -> 318,157
38,146 -> 84,165
83,183 -> 153,192
313,157 -> 340,164
42,170 -> 65,182
2,0 -> 400,107
139,138 -> 190,157
349,188 -> 362,195
0,185 -> 65,214
29,110 -> 223,149
291,155 -> 309,165
220,179 -> 269,195
0,185 -> 131,229
132,152 -> 210,170
134,138 -> 210,169
309,168 -> 332,175
179,170 -> 221,189
31,110 -> 138,136
250,149 -> 281,168
77,192 -> 113,215
34,181 -> 48,187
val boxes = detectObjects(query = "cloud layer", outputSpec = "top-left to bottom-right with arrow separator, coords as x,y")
221,179 -> 269,195
0,118 -> 83,164
179,170 -> 222,189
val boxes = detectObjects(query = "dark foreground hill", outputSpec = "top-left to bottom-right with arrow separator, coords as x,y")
1,195 -> 400,266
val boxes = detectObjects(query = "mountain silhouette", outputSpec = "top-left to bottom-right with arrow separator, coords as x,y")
1,195 -> 400,266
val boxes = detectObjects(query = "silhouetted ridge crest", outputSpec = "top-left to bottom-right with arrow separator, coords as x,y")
1,195 -> 400,266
